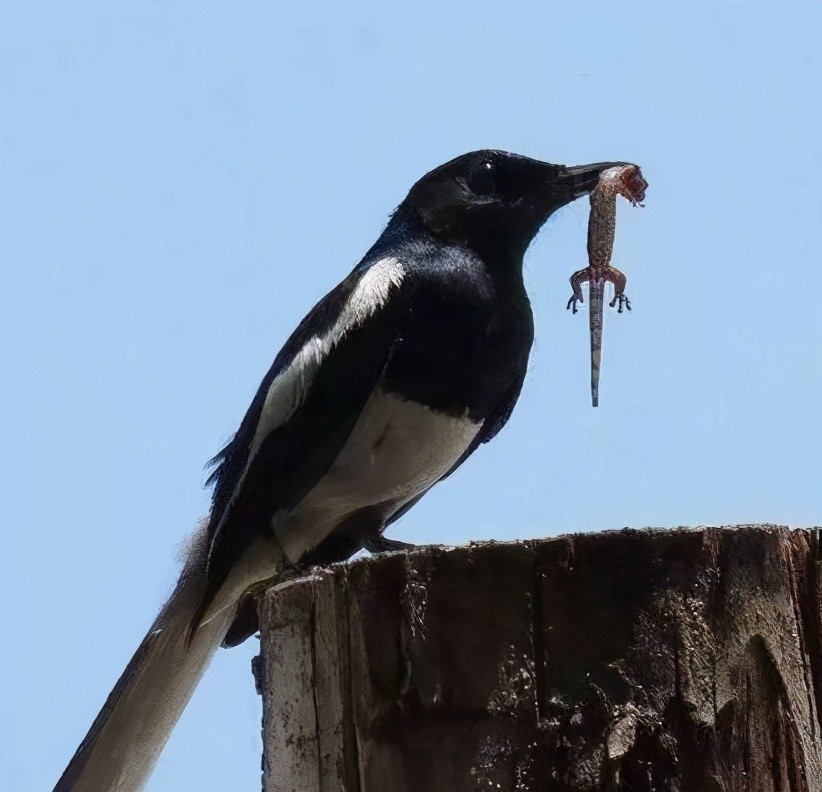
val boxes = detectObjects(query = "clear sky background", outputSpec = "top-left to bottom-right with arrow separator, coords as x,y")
1,2 -> 820,790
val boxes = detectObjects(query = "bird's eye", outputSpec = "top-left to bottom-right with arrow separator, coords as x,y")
468,159 -> 496,197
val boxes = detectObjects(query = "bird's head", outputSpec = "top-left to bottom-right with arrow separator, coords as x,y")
403,150 -> 631,263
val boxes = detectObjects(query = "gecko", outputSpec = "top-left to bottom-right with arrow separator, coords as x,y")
566,164 -> 648,407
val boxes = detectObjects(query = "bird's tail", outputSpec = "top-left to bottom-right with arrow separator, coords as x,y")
54,529 -> 242,792
55,524 -> 284,792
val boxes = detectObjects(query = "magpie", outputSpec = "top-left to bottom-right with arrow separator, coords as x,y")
55,150 -> 627,792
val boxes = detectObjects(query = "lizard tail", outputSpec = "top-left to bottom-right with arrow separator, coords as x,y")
589,281 -> 604,407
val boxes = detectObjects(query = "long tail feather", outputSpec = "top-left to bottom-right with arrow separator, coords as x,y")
55,524 -> 284,792
54,540 -> 235,792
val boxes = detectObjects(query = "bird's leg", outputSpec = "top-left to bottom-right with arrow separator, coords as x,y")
363,536 -> 416,554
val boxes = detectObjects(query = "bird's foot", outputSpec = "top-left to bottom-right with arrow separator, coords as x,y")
363,537 -> 416,554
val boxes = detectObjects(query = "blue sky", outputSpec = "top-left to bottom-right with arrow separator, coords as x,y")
2,2 -> 820,790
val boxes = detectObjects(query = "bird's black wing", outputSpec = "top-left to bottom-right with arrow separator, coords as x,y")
205,269 -> 362,531
202,258 -> 410,611
472,363 -> 529,447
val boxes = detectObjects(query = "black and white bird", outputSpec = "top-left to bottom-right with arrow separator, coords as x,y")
56,150 -> 626,791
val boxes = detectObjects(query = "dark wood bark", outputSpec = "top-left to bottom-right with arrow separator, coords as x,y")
255,526 -> 822,792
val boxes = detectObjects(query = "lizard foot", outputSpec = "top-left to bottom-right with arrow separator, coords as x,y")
609,293 -> 631,313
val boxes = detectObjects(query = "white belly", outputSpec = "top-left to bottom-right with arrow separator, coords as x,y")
275,388 -> 481,563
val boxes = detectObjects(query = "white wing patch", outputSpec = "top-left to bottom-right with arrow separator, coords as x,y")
344,257 -> 405,325
249,257 -> 405,458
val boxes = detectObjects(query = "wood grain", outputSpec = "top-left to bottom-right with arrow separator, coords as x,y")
257,526 -> 822,792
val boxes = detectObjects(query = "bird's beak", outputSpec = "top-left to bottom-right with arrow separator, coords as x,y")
556,161 -> 632,200
524,159 -> 635,221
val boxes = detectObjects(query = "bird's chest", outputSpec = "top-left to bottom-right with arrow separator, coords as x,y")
277,388 -> 480,563
385,277 -> 534,420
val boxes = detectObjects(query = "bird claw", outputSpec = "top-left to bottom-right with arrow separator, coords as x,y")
363,537 -> 415,554
566,294 -> 584,313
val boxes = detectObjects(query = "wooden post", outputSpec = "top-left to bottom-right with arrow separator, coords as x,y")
255,526 -> 821,791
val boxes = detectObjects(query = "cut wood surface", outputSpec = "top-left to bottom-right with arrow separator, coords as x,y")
255,526 -> 821,792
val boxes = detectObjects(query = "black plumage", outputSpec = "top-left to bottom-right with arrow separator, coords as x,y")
56,149 -> 628,792
201,150 -> 624,631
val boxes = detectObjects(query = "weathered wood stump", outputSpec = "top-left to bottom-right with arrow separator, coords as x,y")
255,526 -> 821,791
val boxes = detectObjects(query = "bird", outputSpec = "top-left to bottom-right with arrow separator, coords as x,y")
55,150 -> 627,791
